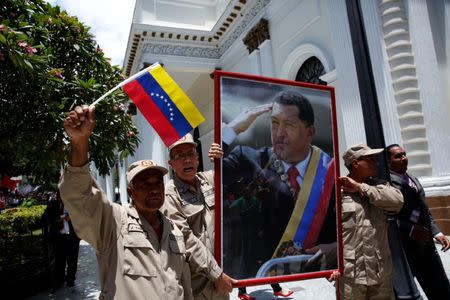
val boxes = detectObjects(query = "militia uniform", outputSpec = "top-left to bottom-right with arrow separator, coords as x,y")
59,163 -> 215,300
163,170 -> 225,300
340,181 -> 403,300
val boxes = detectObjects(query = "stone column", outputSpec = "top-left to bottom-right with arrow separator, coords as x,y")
325,0 -> 367,173
243,18 -> 271,76
105,173 -> 115,203
259,39 -> 275,77
118,160 -> 128,205
132,112 -> 169,170
248,49 -> 262,75
406,0 -> 449,176
359,0 -> 402,145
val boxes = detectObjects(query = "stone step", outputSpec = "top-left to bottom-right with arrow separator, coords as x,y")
434,220 -> 450,235
429,207 -> 450,219
427,196 -> 450,235
427,195 -> 450,208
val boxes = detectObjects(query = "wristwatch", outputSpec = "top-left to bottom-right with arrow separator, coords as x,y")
359,183 -> 370,195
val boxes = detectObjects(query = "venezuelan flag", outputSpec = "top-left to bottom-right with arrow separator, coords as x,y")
122,63 -> 205,147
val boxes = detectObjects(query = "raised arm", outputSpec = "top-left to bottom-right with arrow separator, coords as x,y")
340,176 -> 403,213
59,105 -> 119,253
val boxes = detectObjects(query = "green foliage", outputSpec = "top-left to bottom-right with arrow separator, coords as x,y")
0,0 -> 139,184
20,197 -> 37,207
0,204 -> 46,234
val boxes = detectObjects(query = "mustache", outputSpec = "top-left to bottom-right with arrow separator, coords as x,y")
146,195 -> 163,201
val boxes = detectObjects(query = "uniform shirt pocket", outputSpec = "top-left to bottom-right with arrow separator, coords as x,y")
343,248 -> 355,278
168,234 -> 187,279
203,187 -> 215,208
169,234 -> 186,254
341,200 -> 356,229
123,233 -> 158,277
179,194 -> 201,206
179,201 -> 203,218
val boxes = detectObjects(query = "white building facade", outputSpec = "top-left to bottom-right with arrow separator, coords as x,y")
103,0 -> 450,230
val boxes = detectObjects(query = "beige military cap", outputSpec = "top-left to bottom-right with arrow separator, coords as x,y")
342,144 -> 383,167
126,160 -> 168,184
167,133 -> 197,152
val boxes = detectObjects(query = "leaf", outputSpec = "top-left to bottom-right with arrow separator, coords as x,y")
23,59 -> 34,72
0,0 -> 139,187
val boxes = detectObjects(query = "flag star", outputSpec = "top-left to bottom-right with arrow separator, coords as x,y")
169,108 -> 173,111
170,113 -> 174,116
156,93 -> 159,97
150,93 -> 154,96
164,99 -> 167,103
160,96 -> 163,99
168,103 -> 171,106
170,118 -> 173,121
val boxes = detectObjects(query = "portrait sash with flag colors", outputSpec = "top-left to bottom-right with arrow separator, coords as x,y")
273,146 -> 334,257
122,64 -> 205,147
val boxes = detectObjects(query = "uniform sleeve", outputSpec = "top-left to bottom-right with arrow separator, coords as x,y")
58,164 -> 120,253
362,182 -> 404,214
162,193 -> 222,281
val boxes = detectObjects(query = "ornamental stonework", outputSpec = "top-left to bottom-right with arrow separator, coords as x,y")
140,0 -> 271,59
242,18 -> 269,54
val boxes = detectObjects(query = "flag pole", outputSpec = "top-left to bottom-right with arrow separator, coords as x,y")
90,62 -> 161,106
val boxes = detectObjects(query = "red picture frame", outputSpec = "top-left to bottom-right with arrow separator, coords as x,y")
213,70 -> 343,287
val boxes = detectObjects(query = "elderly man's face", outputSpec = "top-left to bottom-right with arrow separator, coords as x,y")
388,146 -> 408,174
128,169 -> 165,214
169,144 -> 199,184
271,102 -> 315,163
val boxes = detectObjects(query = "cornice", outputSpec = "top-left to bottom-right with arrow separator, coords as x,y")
142,43 -> 221,59
125,0 -> 271,75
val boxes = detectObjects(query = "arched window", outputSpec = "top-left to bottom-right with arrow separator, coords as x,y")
295,57 -> 326,85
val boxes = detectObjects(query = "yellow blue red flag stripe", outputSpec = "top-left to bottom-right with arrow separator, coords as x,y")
122,64 -> 205,147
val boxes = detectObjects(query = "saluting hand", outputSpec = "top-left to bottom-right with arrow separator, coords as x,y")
227,103 -> 272,134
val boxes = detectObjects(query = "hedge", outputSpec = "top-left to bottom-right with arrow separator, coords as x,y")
0,204 -> 46,234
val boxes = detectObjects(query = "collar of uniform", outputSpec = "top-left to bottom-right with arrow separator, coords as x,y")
173,173 -> 199,193
127,205 -> 141,221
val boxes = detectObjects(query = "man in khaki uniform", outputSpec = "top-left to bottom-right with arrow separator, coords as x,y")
163,134 -> 235,300
338,144 -> 404,300
59,105 -> 234,300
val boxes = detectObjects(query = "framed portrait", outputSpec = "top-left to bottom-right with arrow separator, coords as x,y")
213,71 -> 342,287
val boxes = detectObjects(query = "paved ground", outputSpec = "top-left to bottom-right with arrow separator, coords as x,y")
27,239 -> 450,300
27,241 -> 100,300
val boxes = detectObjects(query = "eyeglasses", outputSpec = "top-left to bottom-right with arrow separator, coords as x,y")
171,151 -> 198,161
